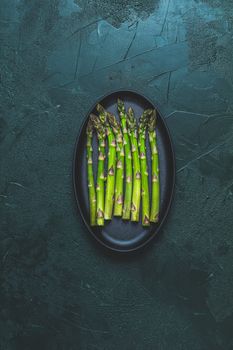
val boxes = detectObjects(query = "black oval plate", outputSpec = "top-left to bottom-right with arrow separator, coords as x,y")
73,90 -> 175,253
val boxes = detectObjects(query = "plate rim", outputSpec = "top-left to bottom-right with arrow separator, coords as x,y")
73,88 -> 176,253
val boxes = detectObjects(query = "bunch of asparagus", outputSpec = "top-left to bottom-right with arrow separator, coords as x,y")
86,99 -> 160,227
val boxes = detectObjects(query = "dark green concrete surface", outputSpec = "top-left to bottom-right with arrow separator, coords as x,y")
1,0 -> 233,349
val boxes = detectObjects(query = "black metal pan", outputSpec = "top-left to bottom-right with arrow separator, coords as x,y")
73,90 -> 175,253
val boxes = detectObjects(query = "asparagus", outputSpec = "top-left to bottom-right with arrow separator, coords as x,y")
118,99 -> 132,220
148,109 -> 160,222
127,107 -> 141,222
138,111 -> 151,226
86,119 -> 97,226
90,114 -> 105,226
97,104 -> 116,220
107,112 -> 124,216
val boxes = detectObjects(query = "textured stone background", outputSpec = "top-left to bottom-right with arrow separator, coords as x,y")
1,0 -> 233,349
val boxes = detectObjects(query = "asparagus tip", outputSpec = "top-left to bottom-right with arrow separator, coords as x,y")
86,118 -> 94,135
107,112 -> 121,136
89,113 -> 98,122
128,106 -> 134,115
90,113 -> 105,138
117,98 -> 124,109
107,112 -> 116,126
127,107 -> 137,131
96,103 -> 105,114
148,109 -> 157,131
139,110 -> 150,132
96,104 -> 108,125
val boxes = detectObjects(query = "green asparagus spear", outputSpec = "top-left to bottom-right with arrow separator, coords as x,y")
118,99 -> 132,220
107,112 -> 124,216
138,111 -> 151,226
90,114 -> 105,226
148,109 -> 160,222
96,104 -> 116,220
86,119 -> 97,226
127,107 -> 141,222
